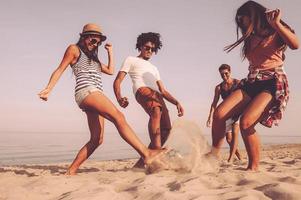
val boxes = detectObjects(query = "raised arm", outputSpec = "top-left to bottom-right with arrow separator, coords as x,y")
100,43 -> 115,75
38,45 -> 78,101
113,71 -> 129,108
206,85 -> 221,127
266,9 -> 299,50
157,80 -> 184,117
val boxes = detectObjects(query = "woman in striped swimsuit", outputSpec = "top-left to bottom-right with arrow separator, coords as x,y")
39,23 -> 164,175
210,1 -> 299,171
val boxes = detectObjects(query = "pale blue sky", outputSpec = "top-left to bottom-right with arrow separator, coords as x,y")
0,0 -> 300,138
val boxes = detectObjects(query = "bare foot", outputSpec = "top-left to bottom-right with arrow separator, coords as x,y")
236,152 -> 242,160
246,166 -> 259,172
65,169 -> 77,175
132,158 -> 145,169
204,151 -> 219,160
144,148 -> 167,166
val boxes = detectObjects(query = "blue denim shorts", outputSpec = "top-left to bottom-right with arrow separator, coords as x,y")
240,79 -> 276,99
75,86 -> 102,106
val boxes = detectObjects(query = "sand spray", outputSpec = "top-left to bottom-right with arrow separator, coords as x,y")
147,119 -> 218,173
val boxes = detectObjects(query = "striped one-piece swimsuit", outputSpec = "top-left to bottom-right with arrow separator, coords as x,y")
71,47 -> 103,94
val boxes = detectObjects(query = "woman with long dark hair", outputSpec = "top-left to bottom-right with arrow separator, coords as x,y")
211,1 -> 299,170
38,23 -> 164,175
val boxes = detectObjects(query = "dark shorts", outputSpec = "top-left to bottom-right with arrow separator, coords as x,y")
240,79 -> 276,99
135,87 -> 172,130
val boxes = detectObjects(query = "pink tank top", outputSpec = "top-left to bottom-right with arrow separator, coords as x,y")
246,33 -> 284,70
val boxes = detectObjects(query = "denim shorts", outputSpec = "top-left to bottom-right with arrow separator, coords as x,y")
75,86 -> 102,106
240,79 -> 276,99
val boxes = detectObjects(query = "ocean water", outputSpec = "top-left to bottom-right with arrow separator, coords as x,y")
0,131 -> 140,165
0,131 -> 300,165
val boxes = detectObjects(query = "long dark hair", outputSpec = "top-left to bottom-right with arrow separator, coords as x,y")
224,1 -> 292,59
76,35 -> 100,63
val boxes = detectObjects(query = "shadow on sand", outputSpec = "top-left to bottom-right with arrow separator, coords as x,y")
0,164 -> 100,177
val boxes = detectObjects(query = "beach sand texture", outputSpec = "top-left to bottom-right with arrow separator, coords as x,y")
1,144 -> 301,200
1,121 -> 301,200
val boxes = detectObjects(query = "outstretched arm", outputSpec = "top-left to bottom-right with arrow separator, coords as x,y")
266,9 -> 299,49
101,43 -> 115,75
113,71 -> 129,108
157,80 -> 184,117
206,85 -> 221,127
38,45 -> 78,101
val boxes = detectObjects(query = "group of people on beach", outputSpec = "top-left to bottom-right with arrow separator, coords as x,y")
39,1 -> 299,174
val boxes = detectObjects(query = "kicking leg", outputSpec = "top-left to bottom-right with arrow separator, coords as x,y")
212,89 -> 250,156
81,92 -> 163,165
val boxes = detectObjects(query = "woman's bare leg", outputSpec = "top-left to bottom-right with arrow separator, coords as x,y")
212,89 -> 250,156
81,92 -> 163,164
240,92 -> 273,171
66,111 -> 104,175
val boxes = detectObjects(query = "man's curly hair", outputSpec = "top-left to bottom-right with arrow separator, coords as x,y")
136,32 -> 162,53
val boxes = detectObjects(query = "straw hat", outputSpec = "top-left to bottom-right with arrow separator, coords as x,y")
80,23 -> 107,41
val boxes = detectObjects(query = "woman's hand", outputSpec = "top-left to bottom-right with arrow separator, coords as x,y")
266,9 -> 281,29
266,9 -> 299,49
38,88 -> 51,101
176,103 -> 184,117
104,43 -> 113,53
206,118 -> 212,127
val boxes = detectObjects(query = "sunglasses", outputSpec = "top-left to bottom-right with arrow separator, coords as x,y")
143,45 -> 156,52
89,38 -> 102,46
220,72 -> 230,76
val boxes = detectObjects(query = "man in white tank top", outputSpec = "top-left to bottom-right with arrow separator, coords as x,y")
114,32 -> 184,168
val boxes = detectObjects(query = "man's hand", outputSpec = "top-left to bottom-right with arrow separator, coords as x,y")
118,97 -> 129,108
38,88 -> 51,101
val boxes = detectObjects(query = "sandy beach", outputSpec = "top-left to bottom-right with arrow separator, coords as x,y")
1,142 -> 301,200
1,0 -> 301,199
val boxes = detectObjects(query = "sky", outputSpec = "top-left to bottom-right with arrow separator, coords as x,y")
0,0 -> 300,138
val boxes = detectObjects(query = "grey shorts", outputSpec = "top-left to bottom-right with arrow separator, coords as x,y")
75,86 -> 102,106
225,118 -> 239,133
